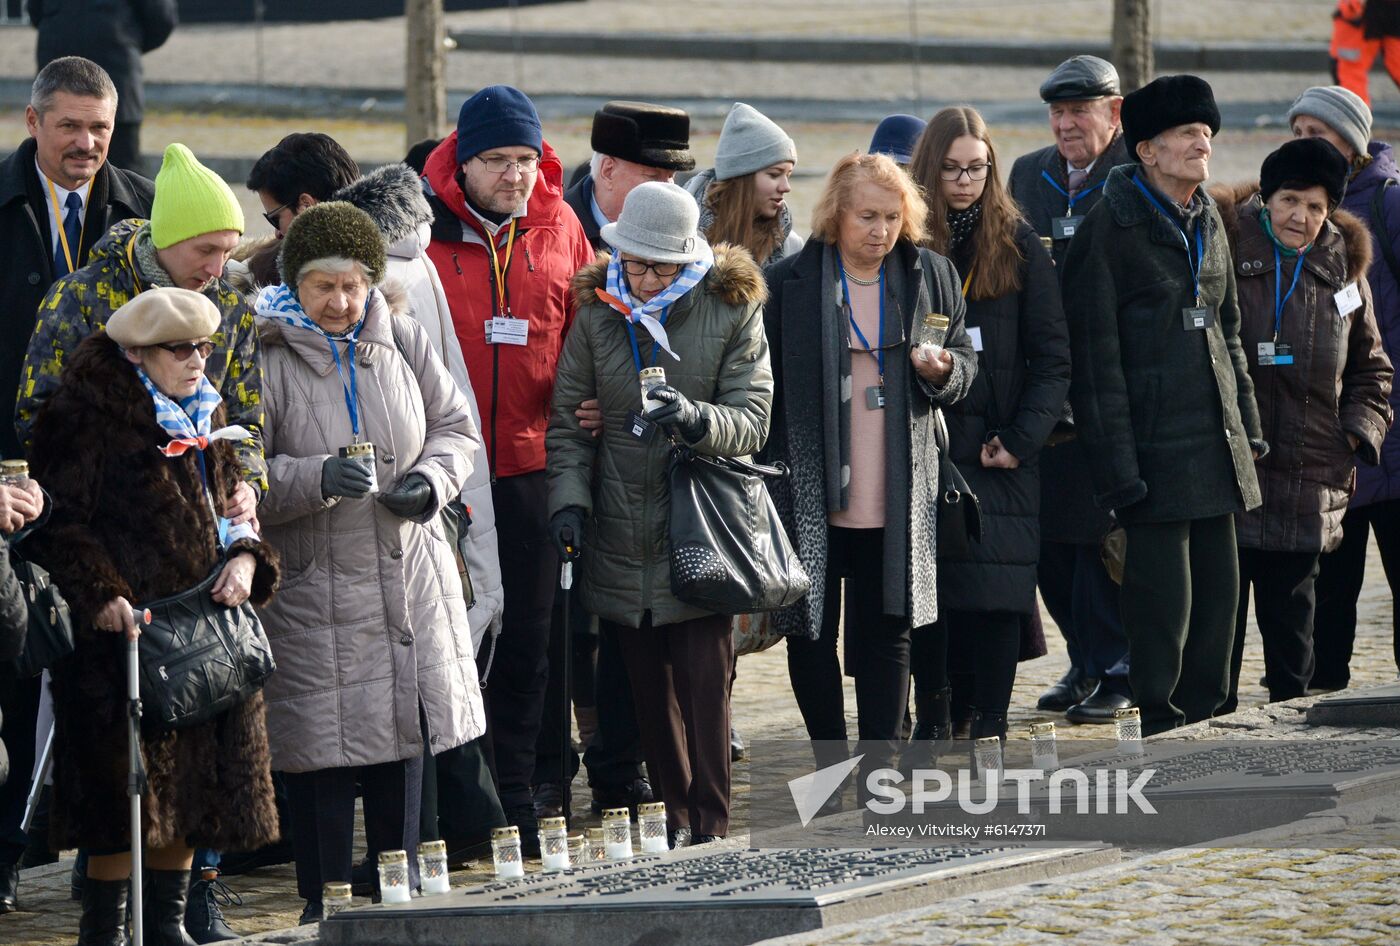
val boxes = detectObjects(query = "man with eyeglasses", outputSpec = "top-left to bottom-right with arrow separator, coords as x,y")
1008,55 -> 1134,726
421,85 -> 593,854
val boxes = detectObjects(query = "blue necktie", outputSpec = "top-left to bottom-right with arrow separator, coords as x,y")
54,191 -> 83,276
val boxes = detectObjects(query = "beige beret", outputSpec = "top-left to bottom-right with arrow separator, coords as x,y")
106,287 -> 221,348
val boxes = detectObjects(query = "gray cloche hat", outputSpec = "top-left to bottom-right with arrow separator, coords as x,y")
1040,55 -> 1121,103
600,181 -> 709,264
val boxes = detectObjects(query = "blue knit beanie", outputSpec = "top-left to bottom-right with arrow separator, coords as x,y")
456,85 -> 543,162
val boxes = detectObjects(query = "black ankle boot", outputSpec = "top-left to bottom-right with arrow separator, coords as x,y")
969,708 -> 1008,742
146,869 -> 198,946
77,876 -> 129,946
912,687 -> 953,742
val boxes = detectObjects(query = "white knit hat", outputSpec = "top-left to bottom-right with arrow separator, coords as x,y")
714,103 -> 797,181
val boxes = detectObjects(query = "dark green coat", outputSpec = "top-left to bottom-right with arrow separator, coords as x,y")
1062,164 -> 1265,524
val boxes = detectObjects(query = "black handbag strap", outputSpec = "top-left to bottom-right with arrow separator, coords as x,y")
1371,178 -> 1400,288
135,561 -> 226,612
669,446 -> 788,480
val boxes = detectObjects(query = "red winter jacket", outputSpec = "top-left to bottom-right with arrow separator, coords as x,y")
423,133 -> 594,478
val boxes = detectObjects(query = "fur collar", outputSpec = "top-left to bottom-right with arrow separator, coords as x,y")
333,163 -> 433,246
569,242 -> 768,312
1211,181 -> 1372,285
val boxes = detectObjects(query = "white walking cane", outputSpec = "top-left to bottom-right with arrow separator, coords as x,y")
127,608 -> 150,946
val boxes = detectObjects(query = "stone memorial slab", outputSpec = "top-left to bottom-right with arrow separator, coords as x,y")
1307,682 -> 1400,728
317,844 -> 1116,946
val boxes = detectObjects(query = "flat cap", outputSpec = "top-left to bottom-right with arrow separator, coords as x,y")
1040,55 -> 1121,103
592,101 -> 696,171
107,287 -> 221,349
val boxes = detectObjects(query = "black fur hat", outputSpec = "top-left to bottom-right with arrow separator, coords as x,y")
591,101 -> 696,171
1121,75 -> 1221,161
1260,138 -> 1350,207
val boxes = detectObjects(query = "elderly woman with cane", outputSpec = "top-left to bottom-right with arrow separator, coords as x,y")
547,181 -> 772,846
27,287 -> 280,946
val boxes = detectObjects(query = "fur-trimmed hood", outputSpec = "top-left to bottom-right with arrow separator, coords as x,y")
569,242 -> 768,312
332,163 -> 434,246
1211,180 -> 1373,284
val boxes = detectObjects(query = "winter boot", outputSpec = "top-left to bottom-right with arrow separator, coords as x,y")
184,869 -> 240,943
904,687 -> 953,770
146,869 -> 199,946
76,876 -> 129,946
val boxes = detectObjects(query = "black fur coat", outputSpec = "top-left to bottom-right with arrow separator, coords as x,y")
27,332 -> 280,852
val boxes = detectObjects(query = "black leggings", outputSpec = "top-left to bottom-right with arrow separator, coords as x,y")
910,610 -> 1021,718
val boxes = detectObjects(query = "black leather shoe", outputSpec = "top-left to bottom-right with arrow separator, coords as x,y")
443,837 -> 493,868
76,875 -> 128,945
730,726 -> 746,762
216,840 -> 294,877
298,900 -> 323,926
590,777 -> 654,818
532,781 -> 564,821
184,870 -> 240,943
0,862 -> 17,915
690,834 -> 724,846
350,857 -> 375,897
505,805 -> 541,858
1065,681 -> 1134,724
1037,667 -> 1098,712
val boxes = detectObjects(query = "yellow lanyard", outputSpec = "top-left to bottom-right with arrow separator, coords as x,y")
961,263 -> 976,299
125,233 -> 144,292
46,176 -> 87,276
484,219 -> 518,315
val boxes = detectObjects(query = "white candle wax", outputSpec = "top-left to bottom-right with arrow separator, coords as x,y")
495,859 -> 524,879
605,839 -> 632,861
420,873 -> 451,895
380,884 -> 411,904
542,849 -> 570,872
640,834 -> 668,854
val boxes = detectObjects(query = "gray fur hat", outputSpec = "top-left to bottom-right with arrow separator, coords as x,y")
600,181 -> 709,264
332,163 -> 434,246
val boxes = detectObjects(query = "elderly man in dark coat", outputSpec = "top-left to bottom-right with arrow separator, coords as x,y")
1009,56 -> 1136,723
1062,75 -> 1267,736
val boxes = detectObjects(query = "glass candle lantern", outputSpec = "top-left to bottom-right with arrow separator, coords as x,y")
1114,707 -> 1143,754
973,736 -> 1003,782
638,801 -> 668,854
322,882 -> 353,917
491,826 -> 525,879
566,834 -> 586,869
1030,721 -> 1060,773
539,816 -> 570,872
377,850 -> 411,903
417,840 -> 450,895
0,459 -> 29,487
586,827 -> 608,864
601,807 -> 634,861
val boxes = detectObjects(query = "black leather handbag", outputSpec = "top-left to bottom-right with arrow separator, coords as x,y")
933,409 -> 983,559
136,563 -> 276,731
4,497 -> 75,679
668,447 -> 811,615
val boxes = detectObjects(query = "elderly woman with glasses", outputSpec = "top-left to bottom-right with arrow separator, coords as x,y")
251,201 -> 483,922
547,181 -> 772,846
27,287 -> 281,946
763,152 -> 977,803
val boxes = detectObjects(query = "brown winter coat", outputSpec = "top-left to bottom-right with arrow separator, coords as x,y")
254,286 -> 484,772
1214,183 -> 1395,553
26,333 -> 280,852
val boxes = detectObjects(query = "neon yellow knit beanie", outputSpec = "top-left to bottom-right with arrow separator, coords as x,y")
150,144 -> 245,249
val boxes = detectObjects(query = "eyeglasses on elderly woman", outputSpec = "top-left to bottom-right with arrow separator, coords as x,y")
621,259 -> 684,278
155,340 -> 216,360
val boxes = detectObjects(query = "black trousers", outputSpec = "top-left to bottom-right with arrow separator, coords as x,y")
422,735 -> 505,846
534,581 -> 643,791
611,613 -> 733,837
1313,499 -> 1400,688
912,610 -> 1021,718
1224,548 -> 1320,713
786,527 -> 912,783
0,674 -> 41,865
283,756 -> 423,903
478,470 -> 556,811
1037,540 -> 1131,681
1120,515 -> 1239,736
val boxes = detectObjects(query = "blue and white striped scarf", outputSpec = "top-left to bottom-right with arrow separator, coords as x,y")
254,283 -> 322,334
603,246 -> 714,362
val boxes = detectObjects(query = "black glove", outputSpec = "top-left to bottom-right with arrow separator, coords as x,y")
378,473 -> 434,520
549,506 -> 585,560
644,385 -> 707,444
321,455 -> 375,500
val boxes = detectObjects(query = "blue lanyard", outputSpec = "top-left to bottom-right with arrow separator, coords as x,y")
836,251 -> 887,381
325,325 -> 363,439
1132,175 -> 1206,305
624,307 -> 671,373
1272,243 -> 1307,343
1040,170 -> 1105,214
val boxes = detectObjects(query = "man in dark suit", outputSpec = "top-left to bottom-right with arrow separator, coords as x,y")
0,55 -> 153,917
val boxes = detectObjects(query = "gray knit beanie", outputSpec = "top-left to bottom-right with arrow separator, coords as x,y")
714,103 -> 797,181
1287,86 -> 1373,159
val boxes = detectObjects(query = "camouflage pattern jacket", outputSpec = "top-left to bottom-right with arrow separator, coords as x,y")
15,218 -> 267,489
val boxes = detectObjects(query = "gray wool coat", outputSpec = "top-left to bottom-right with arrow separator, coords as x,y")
255,287 -> 484,773
1062,164 -> 1266,525
762,238 -> 977,639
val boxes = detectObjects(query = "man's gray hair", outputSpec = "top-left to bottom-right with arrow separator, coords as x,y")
590,151 -> 605,179
30,56 -> 118,116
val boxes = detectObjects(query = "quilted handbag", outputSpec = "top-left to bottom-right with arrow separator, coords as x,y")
668,447 -> 811,615
137,563 -> 276,730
